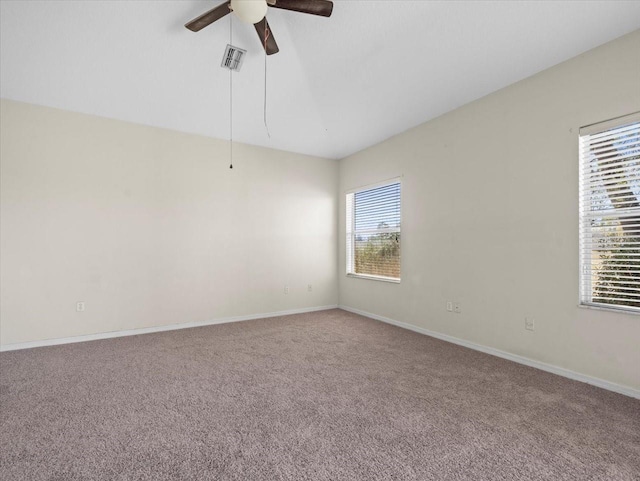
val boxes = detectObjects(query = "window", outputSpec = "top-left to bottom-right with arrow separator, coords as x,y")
579,112 -> 640,312
346,180 -> 401,281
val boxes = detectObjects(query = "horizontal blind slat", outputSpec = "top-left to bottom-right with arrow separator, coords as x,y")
582,121 -> 640,140
582,151 -> 640,172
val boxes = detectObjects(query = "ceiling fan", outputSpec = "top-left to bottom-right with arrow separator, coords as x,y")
185,0 -> 334,55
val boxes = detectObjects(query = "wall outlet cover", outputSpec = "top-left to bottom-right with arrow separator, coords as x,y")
525,317 -> 535,331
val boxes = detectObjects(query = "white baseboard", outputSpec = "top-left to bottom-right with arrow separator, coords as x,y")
0,305 -> 339,352
339,305 -> 640,400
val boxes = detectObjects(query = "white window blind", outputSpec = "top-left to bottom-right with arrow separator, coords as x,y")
346,180 -> 401,281
579,112 -> 640,312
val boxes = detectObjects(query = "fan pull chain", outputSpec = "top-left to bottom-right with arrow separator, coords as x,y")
263,21 -> 271,139
229,14 -> 234,169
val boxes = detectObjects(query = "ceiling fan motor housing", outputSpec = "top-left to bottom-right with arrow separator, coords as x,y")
230,0 -> 268,24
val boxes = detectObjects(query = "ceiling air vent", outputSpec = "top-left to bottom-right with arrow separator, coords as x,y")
221,44 -> 247,72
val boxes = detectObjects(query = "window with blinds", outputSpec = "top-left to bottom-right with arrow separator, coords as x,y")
346,180 -> 401,281
579,112 -> 640,312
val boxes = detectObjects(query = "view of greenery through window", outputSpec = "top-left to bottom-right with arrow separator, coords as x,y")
593,230 -> 640,308
354,232 -> 401,279
351,182 -> 401,279
583,119 -> 640,309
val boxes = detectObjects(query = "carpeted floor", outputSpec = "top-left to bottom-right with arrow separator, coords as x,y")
1,309 -> 639,480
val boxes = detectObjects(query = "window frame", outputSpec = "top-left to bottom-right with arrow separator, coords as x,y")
578,112 -> 640,314
346,178 -> 402,283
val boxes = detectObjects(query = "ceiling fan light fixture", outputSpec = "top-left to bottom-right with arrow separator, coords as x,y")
230,0 -> 268,24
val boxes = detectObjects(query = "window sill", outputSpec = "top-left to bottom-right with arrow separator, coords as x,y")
346,273 -> 400,284
578,302 -> 640,315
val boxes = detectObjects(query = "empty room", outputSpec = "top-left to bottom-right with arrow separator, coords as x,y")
1,1 -> 639,479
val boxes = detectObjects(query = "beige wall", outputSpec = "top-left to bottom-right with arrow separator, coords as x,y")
339,31 -> 640,391
1,99 -> 338,345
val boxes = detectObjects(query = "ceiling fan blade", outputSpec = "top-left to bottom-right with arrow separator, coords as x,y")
254,18 -> 279,55
185,2 -> 231,32
270,0 -> 333,17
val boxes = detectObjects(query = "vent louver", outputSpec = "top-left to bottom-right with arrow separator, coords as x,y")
221,44 -> 246,71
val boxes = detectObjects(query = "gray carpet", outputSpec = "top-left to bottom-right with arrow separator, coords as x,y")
1,309 -> 639,480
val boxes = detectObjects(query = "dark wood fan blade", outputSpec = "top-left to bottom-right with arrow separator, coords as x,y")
254,18 -> 279,55
270,0 -> 333,17
185,2 -> 231,32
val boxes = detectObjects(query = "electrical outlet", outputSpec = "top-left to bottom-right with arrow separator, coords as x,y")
76,302 -> 85,312
284,286 -> 289,294
307,284 -> 313,292
446,301 -> 453,312
453,302 -> 461,314
525,317 -> 535,331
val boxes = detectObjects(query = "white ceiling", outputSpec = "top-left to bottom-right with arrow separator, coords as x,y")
1,1 -> 639,160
